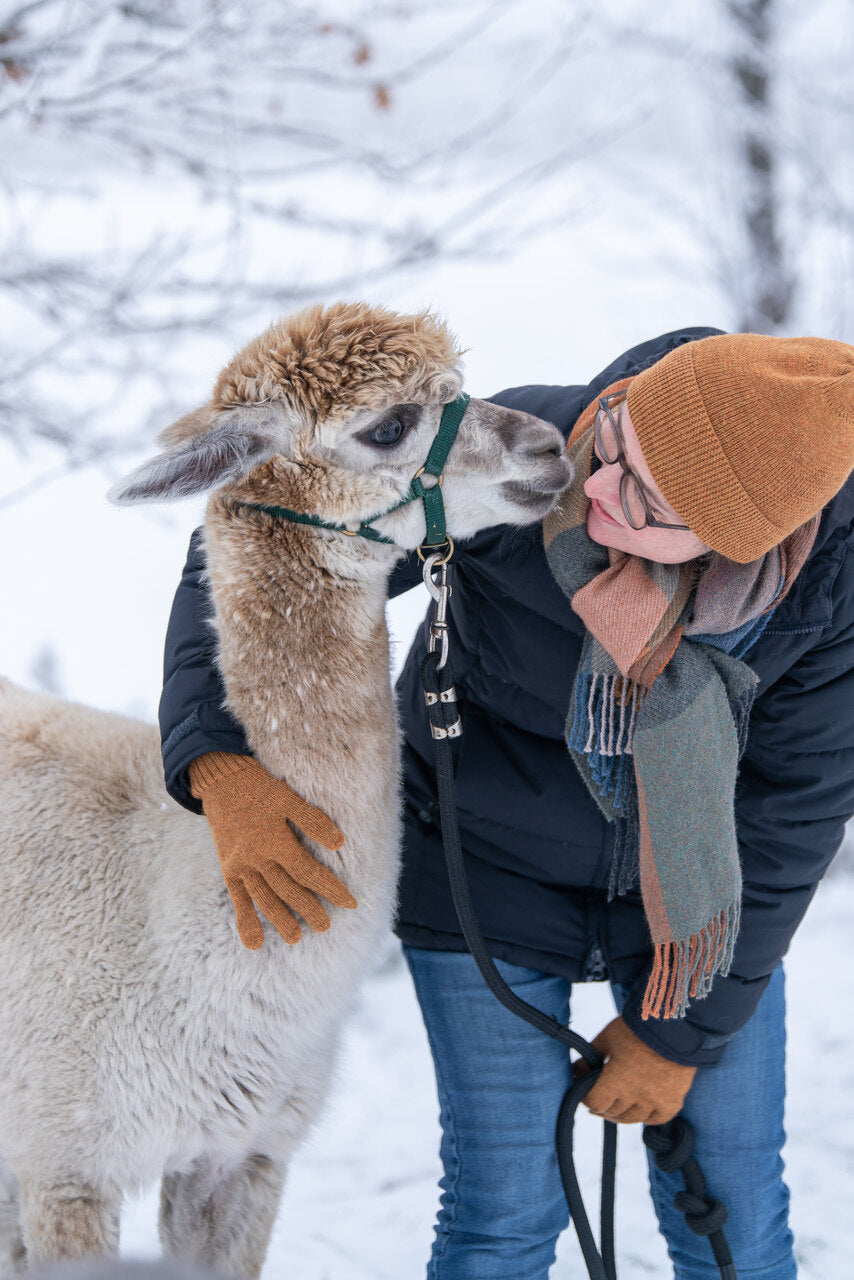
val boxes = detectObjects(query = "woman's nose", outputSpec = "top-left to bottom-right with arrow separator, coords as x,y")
584,462 -> 620,503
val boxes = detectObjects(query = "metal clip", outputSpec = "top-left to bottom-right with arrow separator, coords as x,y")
424,685 -> 457,707
430,719 -> 462,740
423,554 -> 452,671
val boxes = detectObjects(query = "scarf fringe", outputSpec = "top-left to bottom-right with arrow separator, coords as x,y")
641,900 -> 742,1021
609,791 -> 640,898
570,672 -> 643,814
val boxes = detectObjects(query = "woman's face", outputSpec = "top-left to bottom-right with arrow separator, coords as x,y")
583,401 -> 710,564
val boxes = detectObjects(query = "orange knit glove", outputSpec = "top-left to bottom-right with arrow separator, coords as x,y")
189,752 -> 357,950
574,1016 -> 697,1125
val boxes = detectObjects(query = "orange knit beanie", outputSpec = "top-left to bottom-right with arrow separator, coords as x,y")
626,333 -> 854,563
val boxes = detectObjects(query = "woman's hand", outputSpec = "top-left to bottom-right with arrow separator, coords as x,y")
189,751 -> 357,949
574,1015 -> 696,1125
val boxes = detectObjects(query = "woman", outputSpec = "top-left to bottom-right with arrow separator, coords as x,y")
160,327 -> 854,1279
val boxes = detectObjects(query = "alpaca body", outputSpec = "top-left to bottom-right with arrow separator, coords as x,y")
0,302 -> 571,1276
0,529 -> 399,1197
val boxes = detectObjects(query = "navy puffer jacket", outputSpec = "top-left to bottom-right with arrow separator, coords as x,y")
160,327 -> 854,1067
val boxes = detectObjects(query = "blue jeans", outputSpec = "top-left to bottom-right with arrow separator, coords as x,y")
403,947 -> 795,1280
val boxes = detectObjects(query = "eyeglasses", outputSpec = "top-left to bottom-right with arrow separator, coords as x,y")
593,393 -> 690,532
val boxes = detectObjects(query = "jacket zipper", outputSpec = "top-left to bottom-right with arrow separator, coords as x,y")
583,893 -> 609,981
583,944 -> 608,982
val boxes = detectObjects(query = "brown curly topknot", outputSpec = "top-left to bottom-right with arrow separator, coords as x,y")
217,301 -> 462,419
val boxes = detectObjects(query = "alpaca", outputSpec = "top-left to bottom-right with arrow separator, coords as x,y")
0,302 -> 571,1278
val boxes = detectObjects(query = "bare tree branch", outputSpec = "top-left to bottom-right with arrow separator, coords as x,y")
0,0 -> 603,495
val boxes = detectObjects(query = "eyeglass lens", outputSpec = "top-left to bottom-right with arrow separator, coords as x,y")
594,407 -> 620,464
620,474 -> 650,530
596,405 -> 650,530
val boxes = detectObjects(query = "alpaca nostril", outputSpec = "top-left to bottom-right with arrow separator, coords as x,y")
528,430 -> 564,460
525,441 -> 562,462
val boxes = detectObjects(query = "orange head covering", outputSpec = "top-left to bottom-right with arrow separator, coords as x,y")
626,333 -> 854,562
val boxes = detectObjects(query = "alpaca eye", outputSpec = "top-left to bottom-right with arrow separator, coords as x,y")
361,404 -> 422,449
370,416 -> 406,446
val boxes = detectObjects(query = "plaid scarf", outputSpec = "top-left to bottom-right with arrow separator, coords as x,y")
543,379 -> 819,1019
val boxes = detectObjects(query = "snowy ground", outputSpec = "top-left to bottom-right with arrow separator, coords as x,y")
117,872 -> 854,1279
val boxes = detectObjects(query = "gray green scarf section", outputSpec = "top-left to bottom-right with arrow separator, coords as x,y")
543,381 -> 818,1019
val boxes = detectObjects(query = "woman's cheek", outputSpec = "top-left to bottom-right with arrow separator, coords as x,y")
587,504 -> 635,551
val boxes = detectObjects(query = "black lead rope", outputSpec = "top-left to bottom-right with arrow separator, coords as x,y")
419,617 -> 738,1280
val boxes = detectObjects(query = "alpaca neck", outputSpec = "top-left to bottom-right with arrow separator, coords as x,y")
202,500 -> 402,781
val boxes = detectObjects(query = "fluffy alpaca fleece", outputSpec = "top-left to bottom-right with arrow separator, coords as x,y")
0,302 -> 571,1278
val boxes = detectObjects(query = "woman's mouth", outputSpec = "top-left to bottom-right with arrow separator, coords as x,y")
590,497 -> 623,528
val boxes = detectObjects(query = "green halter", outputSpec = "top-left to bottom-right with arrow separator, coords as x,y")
238,394 -> 470,555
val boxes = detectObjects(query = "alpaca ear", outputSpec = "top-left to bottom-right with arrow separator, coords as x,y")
423,368 -> 464,404
108,405 -> 285,506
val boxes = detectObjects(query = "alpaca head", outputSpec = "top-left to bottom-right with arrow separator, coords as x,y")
110,302 -> 572,547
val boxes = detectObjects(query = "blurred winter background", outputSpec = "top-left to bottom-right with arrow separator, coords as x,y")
1,0 -> 853,1275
